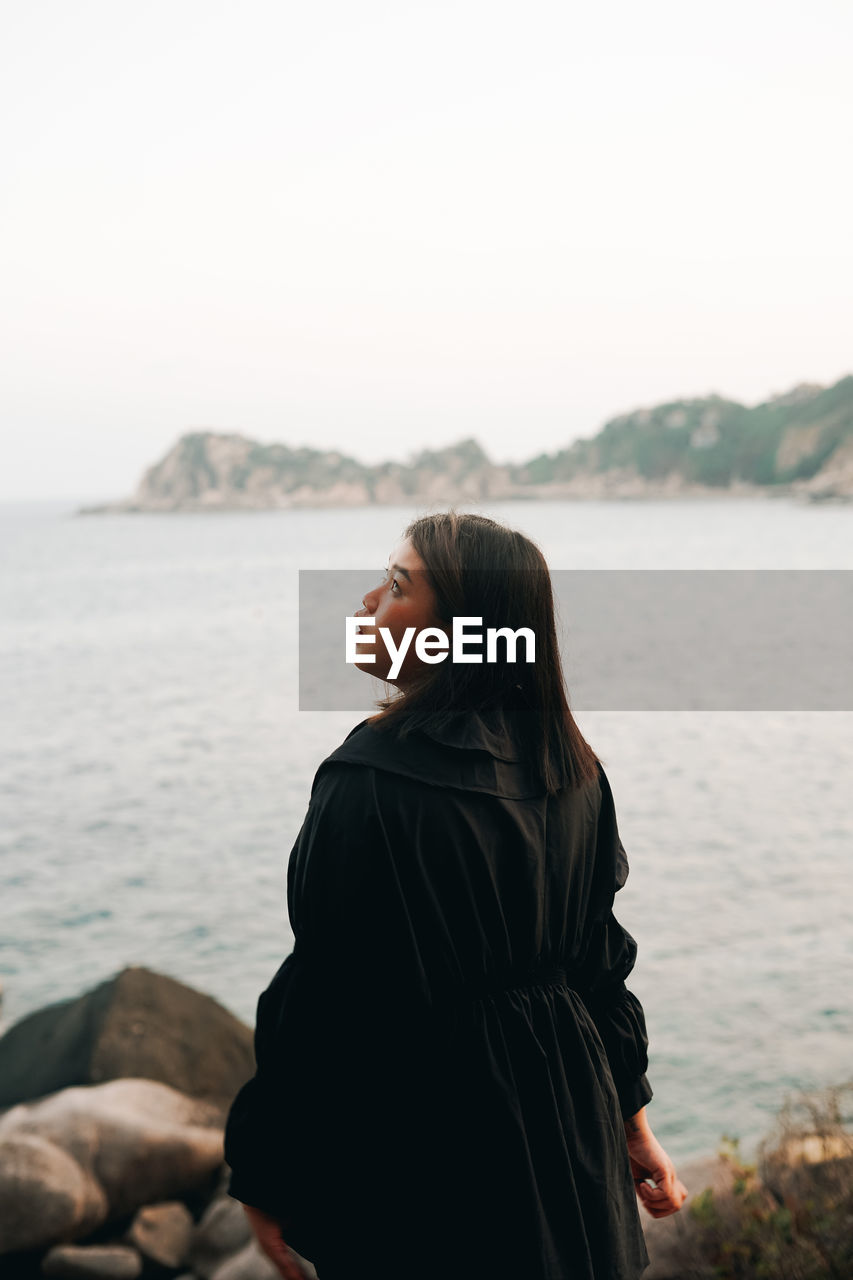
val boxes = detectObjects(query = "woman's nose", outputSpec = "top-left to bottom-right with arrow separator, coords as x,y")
359,585 -> 380,615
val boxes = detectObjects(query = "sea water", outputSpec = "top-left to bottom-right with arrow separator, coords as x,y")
1,496 -> 851,1164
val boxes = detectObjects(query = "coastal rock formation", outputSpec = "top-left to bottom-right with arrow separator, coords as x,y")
0,1079 -> 223,1254
0,1133 -> 108,1254
81,434 -> 511,513
0,966 -> 255,1112
42,1244 -> 144,1279
125,1201 -> 195,1270
794,432 -> 853,501
207,1239 -> 285,1279
186,1196 -> 252,1279
77,374 -> 853,513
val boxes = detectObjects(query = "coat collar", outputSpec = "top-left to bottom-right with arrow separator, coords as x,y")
316,706 -> 544,799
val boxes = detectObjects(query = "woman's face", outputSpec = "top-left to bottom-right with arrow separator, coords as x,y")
353,537 -> 444,685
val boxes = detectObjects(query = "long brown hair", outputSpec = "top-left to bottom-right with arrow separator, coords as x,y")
367,511 -> 599,793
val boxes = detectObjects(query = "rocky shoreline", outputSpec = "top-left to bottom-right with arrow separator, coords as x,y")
0,969 -> 311,1279
77,462 -> 853,516
81,476 -> 835,515
1,968 -> 849,1279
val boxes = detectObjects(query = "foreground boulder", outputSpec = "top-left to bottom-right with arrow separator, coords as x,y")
0,1133 -> 108,1254
209,1240 -> 290,1280
188,1196 -> 252,1279
126,1201 -> 194,1270
0,967 -> 255,1110
42,1244 -> 143,1278
0,1079 -> 224,1255
187,1195 -> 318,1280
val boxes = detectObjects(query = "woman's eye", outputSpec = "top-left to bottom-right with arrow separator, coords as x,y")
381,566 -> 401,594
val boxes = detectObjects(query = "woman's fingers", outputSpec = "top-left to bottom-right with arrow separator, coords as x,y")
654,1161 -> 676,1197
636,1175 -> 689,1217
627,1133 -> 689,1218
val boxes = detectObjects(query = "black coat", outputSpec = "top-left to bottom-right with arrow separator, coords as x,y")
225,710 -> 653,1280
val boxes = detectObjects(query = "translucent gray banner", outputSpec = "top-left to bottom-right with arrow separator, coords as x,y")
298,570 -> 853,711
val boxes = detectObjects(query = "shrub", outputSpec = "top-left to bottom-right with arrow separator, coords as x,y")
687,1085 -> 853,1279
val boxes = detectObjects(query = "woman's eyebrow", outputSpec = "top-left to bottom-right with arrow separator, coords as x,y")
390,562 -> 413,582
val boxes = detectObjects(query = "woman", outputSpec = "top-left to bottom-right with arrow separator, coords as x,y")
225,512 -> 687,1280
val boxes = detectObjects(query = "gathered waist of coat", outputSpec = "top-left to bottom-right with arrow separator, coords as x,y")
443,962 -> 583,1003
288,940 -> 586,1007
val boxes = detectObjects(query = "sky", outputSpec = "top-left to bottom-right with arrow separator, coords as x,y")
2,0 -> 851,500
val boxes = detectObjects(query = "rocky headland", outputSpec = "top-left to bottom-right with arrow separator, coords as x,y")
77,375 -> 853,514
1,968 -> 850,1279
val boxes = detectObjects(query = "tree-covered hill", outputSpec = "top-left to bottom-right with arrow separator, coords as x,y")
78,374 -> 853,512
517,377 -> 853,493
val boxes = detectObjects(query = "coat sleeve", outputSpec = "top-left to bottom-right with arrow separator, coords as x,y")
576,767 -> 654,1121
223,762 -> 410,1218
224,954 -> 309,1217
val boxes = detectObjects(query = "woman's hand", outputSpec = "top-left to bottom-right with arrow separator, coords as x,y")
242,1204 -> 308,1279
624,1108 -> 688,1219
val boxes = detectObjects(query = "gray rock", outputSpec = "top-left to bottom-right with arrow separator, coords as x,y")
209,1240 -> 281,1280
290,1252 -> 318,1279
41,1244 -> 143,1279
0,967 -> 255,1110
0,1133 -> 108,1254
188,1196 -> 252,1279
0,1078 -> 224,1239
210,1241 -> 318,1280
126,1201 -> 194,1269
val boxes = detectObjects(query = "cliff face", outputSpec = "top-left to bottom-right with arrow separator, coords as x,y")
79,375 -> 853,512
130,433 -> 374,511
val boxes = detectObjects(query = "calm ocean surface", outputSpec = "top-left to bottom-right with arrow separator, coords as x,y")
1,496 -> 851,1165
